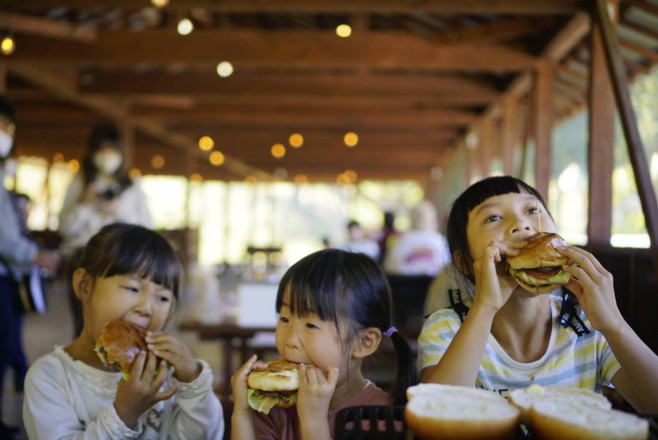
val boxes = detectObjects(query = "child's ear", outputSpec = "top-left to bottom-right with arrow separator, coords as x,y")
352,327 -> 382,359
72,268 -> 92,301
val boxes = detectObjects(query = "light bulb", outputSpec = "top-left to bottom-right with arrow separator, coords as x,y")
1,35 -> 15,56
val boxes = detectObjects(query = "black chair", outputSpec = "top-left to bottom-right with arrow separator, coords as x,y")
334,405 -> 407,440
386,274 -> 434,340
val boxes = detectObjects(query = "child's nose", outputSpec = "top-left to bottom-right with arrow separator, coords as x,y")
132,295 -> 153,316
510,218 -> 533,235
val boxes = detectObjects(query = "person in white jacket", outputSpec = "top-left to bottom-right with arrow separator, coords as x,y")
58,122 -> 152,254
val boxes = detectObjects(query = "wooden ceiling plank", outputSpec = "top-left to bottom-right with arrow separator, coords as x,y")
12,30 -> 538,71
8,62 -> 271,180
541,12 -> 591,61
4,0 -> 588,14
619,37 -> 658,62
620,17 -> 658,41
5,12 -> 96,41
78,70 -> 501,100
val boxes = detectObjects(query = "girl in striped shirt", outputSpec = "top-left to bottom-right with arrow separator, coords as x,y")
418,176 -> 658,414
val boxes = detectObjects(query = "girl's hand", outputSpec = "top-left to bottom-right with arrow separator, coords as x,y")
472,242 -> 518,313
296,364 -> 338,426
231,355 -> 267,412
559,246 -> 625,333
114,351 -> 178,429
145,331 -> 199,383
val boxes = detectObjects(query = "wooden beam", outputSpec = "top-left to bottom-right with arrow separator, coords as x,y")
501,96 -> 519,175
3,12 -> 96,41
11,30 -> 539,71
3,0 -> 589,14
79,69 -> 500,101
587,18 -> 615,245
7,62 -> 271,180
619,38 -> 658,63
594,0 -> 658,254
532,61 -> 554,199
541,12 -> 591,61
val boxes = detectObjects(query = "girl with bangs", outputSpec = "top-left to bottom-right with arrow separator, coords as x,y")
418,176 -> 658,415
231,248 -> 416,440
23,223 -> 224,439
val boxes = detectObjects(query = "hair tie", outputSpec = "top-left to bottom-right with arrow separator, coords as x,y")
383,326 -> 398,337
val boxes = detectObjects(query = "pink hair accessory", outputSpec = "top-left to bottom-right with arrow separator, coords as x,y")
383,326 -> 398,337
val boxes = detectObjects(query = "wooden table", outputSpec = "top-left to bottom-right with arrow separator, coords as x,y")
178,321 -> 276,398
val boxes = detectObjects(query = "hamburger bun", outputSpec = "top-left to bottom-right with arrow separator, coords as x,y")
247,359 -> 299,414
94,320 -> 148,379
509,384 -> 611,423
529,398 -> 649,440
506,232 -> 571,294
405,384 -> 521,440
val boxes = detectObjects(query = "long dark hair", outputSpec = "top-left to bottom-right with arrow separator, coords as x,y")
276,248 -> 417,404
445,176 -> 552,282
69,223 -> 181,334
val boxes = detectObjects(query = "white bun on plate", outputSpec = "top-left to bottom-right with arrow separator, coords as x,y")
509,384 -> 612,422
529,398 -> 649,440
405,384 -> 521,440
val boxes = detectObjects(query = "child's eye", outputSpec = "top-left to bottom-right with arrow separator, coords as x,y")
158,295 -> 170,303
484,215 -> 501,223
527,206 -> 540,215
279,316 -> 289,324
305,322 -> 319,330
121,285 -> 139,293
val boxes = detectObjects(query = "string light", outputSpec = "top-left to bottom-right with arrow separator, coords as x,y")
344,132 -> 358,147
289,133 -> 303,148
216,61 -> 234,78
198,136 -> 214,151
271,143 -> 286,158
177,18 -> 194,35
151,0 -> 169,8
151,154 -> 165,169
209,151 -> 225,166
336,24 -> 352,38
1,33 -> 15,56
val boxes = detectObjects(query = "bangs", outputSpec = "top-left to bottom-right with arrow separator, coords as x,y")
459,176 -> 532,214
101,228 -> 180,294
276,251 -> 351,326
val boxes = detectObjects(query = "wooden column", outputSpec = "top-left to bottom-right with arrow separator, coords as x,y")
0,63 -> 6,93
594,0 -> 658,257
587,5 -> 615,245
532,61 -> 554,200
120,119 -> 135,169
501,97 -> 519,176
481,117 -> 493,176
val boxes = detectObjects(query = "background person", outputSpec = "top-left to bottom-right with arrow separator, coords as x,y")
58,122 -> 152,254
335,219 -> 380,261
0,96 -> 59,439
383,200 -> 450,276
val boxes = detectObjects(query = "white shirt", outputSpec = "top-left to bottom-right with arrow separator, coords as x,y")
58,175 -> 152,252
23,346 -> 224,440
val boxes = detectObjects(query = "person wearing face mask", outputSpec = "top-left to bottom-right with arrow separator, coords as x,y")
0,96 -> 60,439
58,122 -> 152,254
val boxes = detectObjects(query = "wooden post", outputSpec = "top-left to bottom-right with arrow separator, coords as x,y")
594,0 -> 658,258
587,4 -> 615,245
501,97 -> 519,176
532,61 -> 554,200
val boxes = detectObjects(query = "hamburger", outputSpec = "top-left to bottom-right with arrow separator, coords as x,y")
95,320 -> 148,380
506,232 -> 571,294
247,359 -> 299,414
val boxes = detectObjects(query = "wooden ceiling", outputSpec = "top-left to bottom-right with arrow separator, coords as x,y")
1,1 -> 657,183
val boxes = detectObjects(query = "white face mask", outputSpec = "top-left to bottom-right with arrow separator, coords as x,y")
93,151 -> 123,175
0,130 -> 14,159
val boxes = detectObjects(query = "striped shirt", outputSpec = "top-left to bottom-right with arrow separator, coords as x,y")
417,295 -> 621,398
